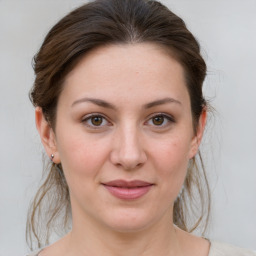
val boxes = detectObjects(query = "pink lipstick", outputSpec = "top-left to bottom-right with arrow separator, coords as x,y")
102,180 -> 153,200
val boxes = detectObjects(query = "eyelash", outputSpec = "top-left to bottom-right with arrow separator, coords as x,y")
82,114 -> 111,129
81,113 -> 175,129
145,113 -> 175,128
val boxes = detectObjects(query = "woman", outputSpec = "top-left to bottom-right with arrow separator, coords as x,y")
27,0 -> 255,255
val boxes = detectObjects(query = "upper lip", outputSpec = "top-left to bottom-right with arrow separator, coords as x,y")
102,180 -> 153,188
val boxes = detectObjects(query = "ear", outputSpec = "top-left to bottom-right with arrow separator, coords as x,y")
35,107 -> 60,163
188,109 -> 207,159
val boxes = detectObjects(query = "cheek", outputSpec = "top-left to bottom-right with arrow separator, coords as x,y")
56,132 -> 110,178
151,136 -> 191,184
154,136 -> 191,166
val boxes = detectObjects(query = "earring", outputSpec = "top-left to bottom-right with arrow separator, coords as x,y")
51,154 -> 54,161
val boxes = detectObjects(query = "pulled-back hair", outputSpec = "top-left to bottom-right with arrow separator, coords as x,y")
28,0 -> 210,250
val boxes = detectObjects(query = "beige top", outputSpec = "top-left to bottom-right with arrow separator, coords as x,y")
28,241 -> 256,256
209,241 -> 256,256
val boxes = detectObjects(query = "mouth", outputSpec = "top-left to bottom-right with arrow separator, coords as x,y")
102,180 -> 154,200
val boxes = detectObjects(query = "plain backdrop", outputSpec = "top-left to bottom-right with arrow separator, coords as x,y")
0,0 -> 255,255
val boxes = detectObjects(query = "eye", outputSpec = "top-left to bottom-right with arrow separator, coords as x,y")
82,114 -> 110,128
152,116 -> 165,126
146,114 -> 174,127
91,116 -> 104,126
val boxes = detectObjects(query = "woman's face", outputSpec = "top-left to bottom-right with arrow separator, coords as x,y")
42,43 -> 205,233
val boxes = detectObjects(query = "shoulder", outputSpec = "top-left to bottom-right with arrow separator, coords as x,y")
26,234 -> 69,256
209,241 -> 256,256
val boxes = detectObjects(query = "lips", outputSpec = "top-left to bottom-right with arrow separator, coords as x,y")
102,180 -> 153,200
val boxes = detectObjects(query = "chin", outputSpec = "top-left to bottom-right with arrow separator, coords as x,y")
101,207 -> 163,233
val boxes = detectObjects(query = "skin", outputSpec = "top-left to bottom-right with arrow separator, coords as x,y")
36,43 -> 209,256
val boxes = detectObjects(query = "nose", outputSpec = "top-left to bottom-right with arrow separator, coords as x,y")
110,125 -> 147,170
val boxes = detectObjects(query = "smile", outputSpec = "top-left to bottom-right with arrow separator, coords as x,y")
102,180 -> 154,200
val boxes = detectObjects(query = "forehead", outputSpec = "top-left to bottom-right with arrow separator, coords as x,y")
60,43 -> 189,107
68,42 -> 183,77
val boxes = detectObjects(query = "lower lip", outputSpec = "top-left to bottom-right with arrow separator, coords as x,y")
103,185 -> 152,200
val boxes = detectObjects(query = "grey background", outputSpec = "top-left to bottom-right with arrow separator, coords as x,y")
0,0 -> 255,255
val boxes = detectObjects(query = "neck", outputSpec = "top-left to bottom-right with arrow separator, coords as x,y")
66,209 -> 182,256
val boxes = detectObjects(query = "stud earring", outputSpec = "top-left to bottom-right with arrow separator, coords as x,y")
51,154 -> 54,161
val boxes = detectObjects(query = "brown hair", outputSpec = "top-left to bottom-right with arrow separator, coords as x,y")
28,0 -> 210,250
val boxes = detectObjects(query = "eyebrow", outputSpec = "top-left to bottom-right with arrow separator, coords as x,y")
72,97 -> 116,109
71,97 -> 181,109
143,97 -> 181,109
